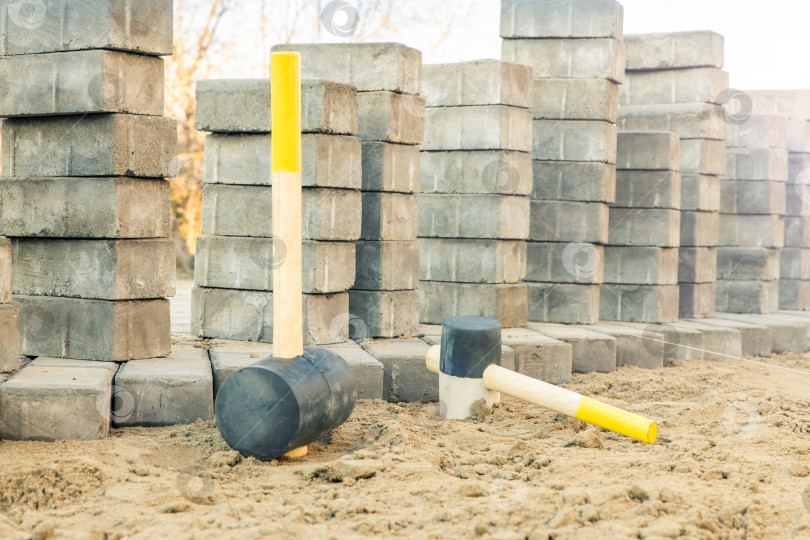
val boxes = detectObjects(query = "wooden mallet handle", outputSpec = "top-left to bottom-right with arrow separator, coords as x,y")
426,346 -> 657,444
271,52 -> 303,360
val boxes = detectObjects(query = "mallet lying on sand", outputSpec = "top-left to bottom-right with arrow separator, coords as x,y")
426,316 -> 658,444
215,52 -> 356,461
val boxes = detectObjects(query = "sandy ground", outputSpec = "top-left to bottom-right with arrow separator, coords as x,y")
1,350 -> 809,540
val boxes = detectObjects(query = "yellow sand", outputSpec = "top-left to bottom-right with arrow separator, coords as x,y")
1,352 -> 809,539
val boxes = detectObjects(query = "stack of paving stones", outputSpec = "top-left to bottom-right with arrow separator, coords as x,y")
418,60 -> 532,328
715,116 -> 787,314
273,42 -> 423,339
620,31 -> 728,319
0,239 -> 20,372
600,131 -> 681,323
192,79 -> 361,344
747,90 -> 810,310
500,0 -> 624,324
0,1 -> 181,440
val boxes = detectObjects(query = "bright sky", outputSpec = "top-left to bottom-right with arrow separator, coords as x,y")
220,0 -> 810,92
620,0 -> 810,91
440,0 -> 810,91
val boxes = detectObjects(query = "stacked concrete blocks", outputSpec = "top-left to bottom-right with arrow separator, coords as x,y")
418,60 -> 532,327
501,0 -> 624,324
601,131 -> 681,322
746,90 -> 810,310
0,0 -> 176,361
192,79 -> 361,344
620,31 -> 728,319
0,239 -> 20,372
272,43 -> 424,338
716,116 -> 787,314
780,120 -> 810,309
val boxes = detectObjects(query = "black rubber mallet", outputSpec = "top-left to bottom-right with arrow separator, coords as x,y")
437,316 -> 504,419
215,345 -> 356,460
215,53 -> 357,460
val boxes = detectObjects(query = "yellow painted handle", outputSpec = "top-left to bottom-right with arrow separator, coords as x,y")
483,365 -> 657,444
574,396 -> 658,444
271,52 -> 302,173
271,52 -> 303,360
425,345 -> 657,444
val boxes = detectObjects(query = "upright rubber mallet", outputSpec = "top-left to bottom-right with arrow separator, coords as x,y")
426,316 -> 658,444
214,52 -> 357,461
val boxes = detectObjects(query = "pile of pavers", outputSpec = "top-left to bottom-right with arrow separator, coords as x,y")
620,31 -> 727,319
0,240 -> 19,373
748,90 -> 810,310
713,100 -> 810,359
601,131 -> 681,323
192,78 -> 361,344
273,42 -> 424,339
418,60 -> 533,327
780,115 -> 810,310
716,116 -> 787,313
500,0 -> 624,324
0,1 -> 182,439
6,3 -> 810,444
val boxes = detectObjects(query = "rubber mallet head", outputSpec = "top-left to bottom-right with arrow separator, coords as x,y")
215,345 -> 357,461
439,316 -> 502,419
